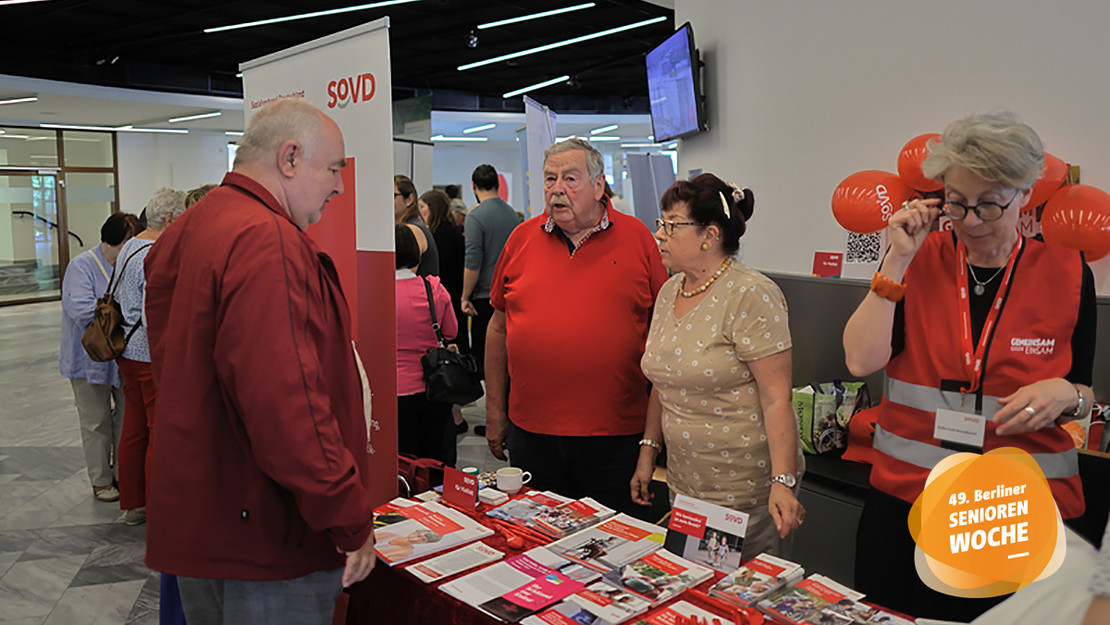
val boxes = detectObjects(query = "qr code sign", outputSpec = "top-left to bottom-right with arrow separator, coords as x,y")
846,232 -> 881,263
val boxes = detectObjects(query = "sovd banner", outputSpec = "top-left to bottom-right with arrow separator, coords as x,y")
240,18 -> 397,507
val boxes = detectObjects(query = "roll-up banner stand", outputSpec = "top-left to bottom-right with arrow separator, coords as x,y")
240,18 -> 396,507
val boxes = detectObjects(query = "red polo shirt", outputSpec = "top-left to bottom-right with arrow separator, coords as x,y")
490,208 -> 667,436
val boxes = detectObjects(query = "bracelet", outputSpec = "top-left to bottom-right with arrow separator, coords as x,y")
639,438 -> 662,453
1066,385 -> 1088,419
870,272 -> 906,302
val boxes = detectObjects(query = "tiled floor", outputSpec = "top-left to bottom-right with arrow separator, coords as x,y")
0,300 -> 503,624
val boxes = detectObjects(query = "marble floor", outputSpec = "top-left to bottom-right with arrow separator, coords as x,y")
0,300 -> 503,624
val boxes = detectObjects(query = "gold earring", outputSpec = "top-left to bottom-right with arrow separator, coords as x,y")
700,242 -> 710,251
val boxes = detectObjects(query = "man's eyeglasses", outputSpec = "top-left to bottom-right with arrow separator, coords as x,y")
941,192 -> 1018,222
655,218 -> 698,235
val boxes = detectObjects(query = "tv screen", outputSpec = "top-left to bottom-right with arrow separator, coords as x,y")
645,23 -> 706,143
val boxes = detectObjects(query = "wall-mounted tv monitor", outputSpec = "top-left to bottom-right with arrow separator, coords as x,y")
645,22 -> 707,143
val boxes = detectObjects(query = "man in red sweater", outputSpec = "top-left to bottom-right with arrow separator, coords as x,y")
144,98 -> 376,625
485,138 -> 667,515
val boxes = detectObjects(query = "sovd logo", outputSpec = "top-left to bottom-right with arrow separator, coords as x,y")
326,73 -> 375,109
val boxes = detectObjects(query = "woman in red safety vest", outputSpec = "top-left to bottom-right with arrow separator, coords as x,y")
843,111 -> 1096,622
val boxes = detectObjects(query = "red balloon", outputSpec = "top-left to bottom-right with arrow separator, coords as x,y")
1041,184 -> 1110,260
831,170 -> 913,234
1025,153 -> 1068,211
897,133 -> 943,192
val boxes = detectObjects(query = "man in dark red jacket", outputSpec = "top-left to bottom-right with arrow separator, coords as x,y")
144,98 -> 376,625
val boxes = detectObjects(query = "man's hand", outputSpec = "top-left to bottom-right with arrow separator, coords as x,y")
339,533 -> 376,588
486,408 -> 510,460
461,299 -> 477,316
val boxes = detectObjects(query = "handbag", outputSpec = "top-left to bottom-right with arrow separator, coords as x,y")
81,242 -> 153,362
792,380 -> 870,454
418,276 -> 484,405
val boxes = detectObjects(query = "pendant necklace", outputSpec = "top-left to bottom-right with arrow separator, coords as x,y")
967,263 -> 1005,296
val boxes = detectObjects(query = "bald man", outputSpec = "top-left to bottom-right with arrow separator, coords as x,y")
144,98 -> 375,625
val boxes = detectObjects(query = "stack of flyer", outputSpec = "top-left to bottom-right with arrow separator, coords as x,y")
756,573 -> 865,625
521,582 -> 652,625
530,497 -> 616,538
372,498 -> 493,567
663,493 -> 748,573
630,599 -> 727,625
407,542 -> 505,584
708,552 -> 804,607
487,491 -> 573,527
545,513 -> 667,573
599,548 -> 713,606
440,547 -> 597,623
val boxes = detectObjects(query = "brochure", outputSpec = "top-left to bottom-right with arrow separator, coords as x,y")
521,581 -> 651,625
530,497 -> 617,538
487,491 -> 573,527
631,599 -> 727,625
546,514 -> 666,573
663,493 -> 748,572
407,542 -> 505,584
757,574 -> 866,625
373,499 -> 493,566
708,552 -> 804,607
599,548 -> 713,606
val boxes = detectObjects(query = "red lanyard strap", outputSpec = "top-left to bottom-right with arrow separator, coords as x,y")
954,235 -> 1023,394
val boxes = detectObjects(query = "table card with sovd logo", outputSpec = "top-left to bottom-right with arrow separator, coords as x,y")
444,467 -> 480,509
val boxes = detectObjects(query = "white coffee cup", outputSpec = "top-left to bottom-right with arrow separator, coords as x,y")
495,467 -> 532,494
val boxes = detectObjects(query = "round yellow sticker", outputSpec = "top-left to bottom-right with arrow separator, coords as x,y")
908,446 -> 1067,597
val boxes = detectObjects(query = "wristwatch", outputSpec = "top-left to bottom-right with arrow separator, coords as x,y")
1065,386 -> 1088,419
771,473 -> 797,488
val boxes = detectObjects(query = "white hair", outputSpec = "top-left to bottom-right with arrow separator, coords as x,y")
233,98 -> 324,168
144,187 -> 187,229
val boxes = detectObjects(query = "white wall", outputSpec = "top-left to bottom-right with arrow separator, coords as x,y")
116,132 -> 231,214
432,144 -> 524,211
676,0 -> 1110,293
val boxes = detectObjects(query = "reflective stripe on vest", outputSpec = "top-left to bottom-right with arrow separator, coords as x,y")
885,377 -> 1002,418
872,423 -> 1078,479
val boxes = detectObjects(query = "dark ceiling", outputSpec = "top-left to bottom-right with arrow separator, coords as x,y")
2,0 -> 674,113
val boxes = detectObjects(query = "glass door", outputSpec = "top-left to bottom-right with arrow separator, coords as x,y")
0,170 -> 64,304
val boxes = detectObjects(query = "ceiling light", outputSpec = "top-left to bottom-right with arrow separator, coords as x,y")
205,0 -> 422,34
460,16 -> 667,71
114,126 -> 189,134
431,135 -> 488,142
620,143 -> 661,148
477,3 -> 595,30
590,124 -> 618,135
0,134 -> 32,140
502,75 -> 570,99
226,131 -> 244,137
555,135 -> 578,142
168,111 -> 221,123
41,123 -> 114,131
0,95 -> 38,105
462,123 -> 495,134
588,136 -> 620,142
0,0 -> 55,5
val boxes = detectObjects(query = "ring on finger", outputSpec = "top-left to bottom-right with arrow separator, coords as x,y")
1023,405 -> 1037,417
901,201 -> 911,211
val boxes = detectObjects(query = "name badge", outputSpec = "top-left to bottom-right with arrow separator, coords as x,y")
934,408 -> 986,448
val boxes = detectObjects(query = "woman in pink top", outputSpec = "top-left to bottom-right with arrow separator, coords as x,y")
395,224 -> 459,466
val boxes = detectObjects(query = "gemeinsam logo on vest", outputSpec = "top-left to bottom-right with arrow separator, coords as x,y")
326,73 -> 376,109
1010,337 -> 1055,356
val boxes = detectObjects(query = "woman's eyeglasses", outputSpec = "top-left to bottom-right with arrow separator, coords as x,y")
941,192 -> 1018,222
655,218 -> 698,235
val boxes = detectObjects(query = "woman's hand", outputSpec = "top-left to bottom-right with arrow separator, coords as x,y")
886,198 -> 942,266
768,483 -> 806,538
630,453 -> 657,506
993,378 -> 1082,436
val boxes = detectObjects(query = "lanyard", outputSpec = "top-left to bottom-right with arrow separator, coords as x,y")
954,235 -> 1023,394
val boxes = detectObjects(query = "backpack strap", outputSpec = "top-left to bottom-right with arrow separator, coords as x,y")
90,250 -> 110,282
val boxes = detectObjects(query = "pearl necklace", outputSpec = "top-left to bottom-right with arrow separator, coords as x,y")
967,262 -> 1005,296
680,258 -> 732,298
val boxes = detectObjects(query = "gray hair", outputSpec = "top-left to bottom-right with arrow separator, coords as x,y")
544,138 -> 605,182
233,98 -> 324,169
921,111 -> 1045,190
144,187 -> 187,230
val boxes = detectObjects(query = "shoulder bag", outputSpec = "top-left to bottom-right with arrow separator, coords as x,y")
81,242 -> 152,362
418,276 -> 484,405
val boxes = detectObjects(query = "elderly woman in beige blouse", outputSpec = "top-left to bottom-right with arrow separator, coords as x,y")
630,173 -> 805,558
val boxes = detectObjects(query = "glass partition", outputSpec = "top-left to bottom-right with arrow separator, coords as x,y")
0,172 -> 62,303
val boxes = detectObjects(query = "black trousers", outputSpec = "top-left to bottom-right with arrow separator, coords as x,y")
506,422 -> 647,520
469,298 -> 495,380
855,488 -> 1006,621
397,393 -> 456,467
